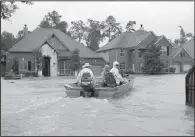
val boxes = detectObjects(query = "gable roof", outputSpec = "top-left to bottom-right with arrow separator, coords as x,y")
172,46 -> 193,58
182,38 -> 194,58
172,47 -> 183,56
9,28 -> 102,59
96,30 -> 150,52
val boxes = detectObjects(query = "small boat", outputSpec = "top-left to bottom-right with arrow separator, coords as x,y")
64,79 -> 134,98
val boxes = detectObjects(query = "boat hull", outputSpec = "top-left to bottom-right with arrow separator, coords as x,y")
64,80 -> 133,98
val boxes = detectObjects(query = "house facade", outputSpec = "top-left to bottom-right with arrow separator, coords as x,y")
6,26 -> 105,76
96,26 -> 193,73
171,38 -> 194,73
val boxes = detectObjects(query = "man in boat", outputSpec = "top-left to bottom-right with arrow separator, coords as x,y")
110,61 -> 128,86
100,64 -> 110,87
76,63 -> 96,97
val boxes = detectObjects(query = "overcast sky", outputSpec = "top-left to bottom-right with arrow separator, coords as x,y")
1,1 -> 194,46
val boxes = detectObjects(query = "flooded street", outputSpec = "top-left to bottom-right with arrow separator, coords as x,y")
1,74 -> 194,136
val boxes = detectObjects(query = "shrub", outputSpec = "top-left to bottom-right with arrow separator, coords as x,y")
142,43 -> 164,75
169,67 -> 176,73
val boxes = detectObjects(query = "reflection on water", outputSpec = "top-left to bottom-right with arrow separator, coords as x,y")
1,74 -> 194,136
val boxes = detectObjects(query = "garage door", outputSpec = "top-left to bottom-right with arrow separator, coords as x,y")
183,64 -> 192,72
90,66 -> 103,76
173,64 -> 181,73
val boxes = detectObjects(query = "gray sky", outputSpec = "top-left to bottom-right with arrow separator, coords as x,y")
1,1 -> 194,46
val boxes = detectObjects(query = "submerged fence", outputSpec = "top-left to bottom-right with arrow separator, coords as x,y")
185,65 -> 195,107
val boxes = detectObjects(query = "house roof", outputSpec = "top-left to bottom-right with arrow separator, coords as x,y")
182,38 -> 194,58
172,47 -> 183,57
9,28 -> 102,59
172,46 -> 193,59
96,30 -> 150,52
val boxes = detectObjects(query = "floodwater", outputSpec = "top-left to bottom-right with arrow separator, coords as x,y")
1,74 -> 194,136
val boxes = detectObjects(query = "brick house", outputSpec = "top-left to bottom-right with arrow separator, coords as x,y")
96,25 -> 193,73
7,25 -> 105,76
171,38 -> 194,73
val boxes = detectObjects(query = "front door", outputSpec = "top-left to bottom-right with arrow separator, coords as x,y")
42,57 -> 50,76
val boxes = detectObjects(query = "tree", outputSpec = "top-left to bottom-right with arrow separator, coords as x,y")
32,50 -> 44,77
39,16 -> 53,28
12,57 -> 19,74
69,49 -> 81,77
38,10 -> 70,35
84,19 -> 105,51
55,21 -> 68,33
174,39 -> 180,46
186,32 -> 193,39
69,20 -> 87,43
1,1 -> 33,20
1,31 -> 15,51
174,26 -> 193,46
125,20 -> 136,32
102,15 -> 123,42
142,43 -> 164,75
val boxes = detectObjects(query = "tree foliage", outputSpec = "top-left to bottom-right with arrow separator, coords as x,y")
69,20 -> 87,43
102,15 -> 123,42
84,19 -> 105,51
69,49 -> 81,71
142,43 -> 164,75
38,10 -> 69,33
174,26 -> 193,46
125,20 -> 136,32
1,31 -> 15,51
1,1 -> 33,20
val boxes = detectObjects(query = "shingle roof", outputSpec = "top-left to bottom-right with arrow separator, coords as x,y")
172,47 -> 183,56
182,38 -> 194,58
96,30 -> 150,52
9,28 -> 102,59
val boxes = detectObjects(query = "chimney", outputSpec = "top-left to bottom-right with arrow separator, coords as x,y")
23,24 -> 28,37
139,24 -> 144,30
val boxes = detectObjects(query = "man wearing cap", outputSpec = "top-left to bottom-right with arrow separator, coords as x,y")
76,63 -> 94,84
110,61 -> 128,85
76,63 -> 96,97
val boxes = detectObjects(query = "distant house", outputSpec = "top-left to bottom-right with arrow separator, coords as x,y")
171,38 -> 194,73
171,46 -> 193,73
7,25 -> 105,76
96,25 -> 193,73
96,25 -> 174,73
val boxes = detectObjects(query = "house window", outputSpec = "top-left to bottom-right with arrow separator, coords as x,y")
120,49 -> 125,56
28,61 -> 32,71
167,46 -> 169,56
181,52 -> 185,58
120,63 -> 125,70
160,46 -> 167,56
